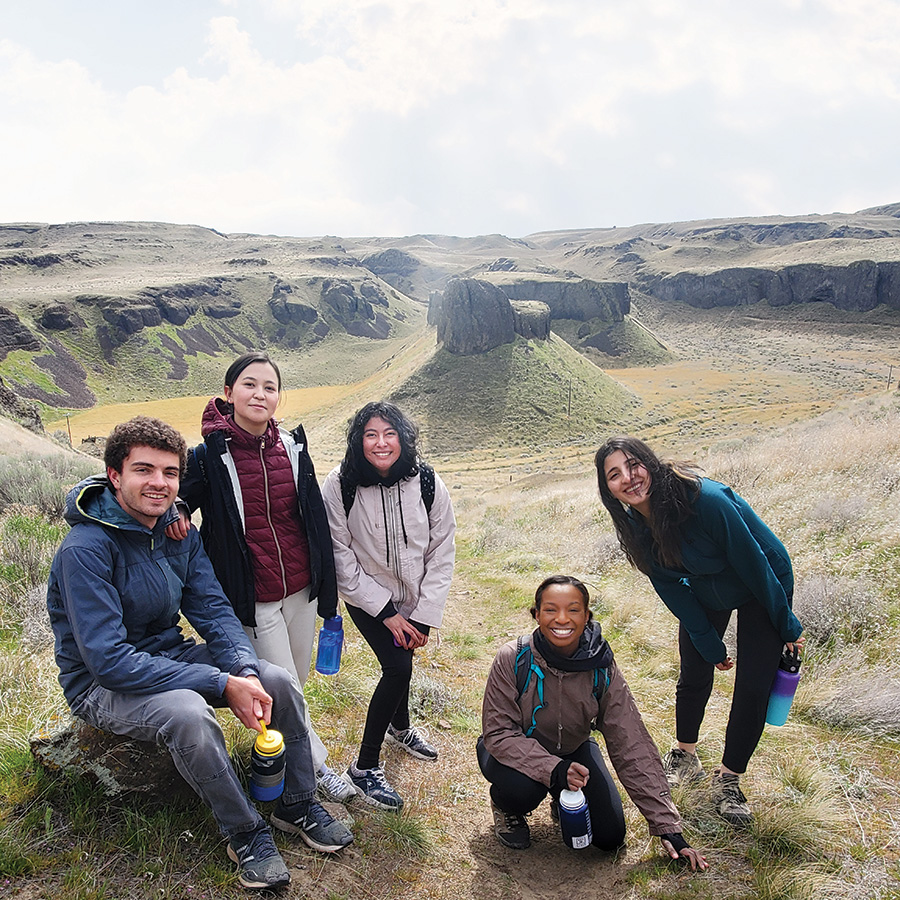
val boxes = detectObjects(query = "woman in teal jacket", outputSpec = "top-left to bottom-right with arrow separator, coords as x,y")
595,436 -> 804,827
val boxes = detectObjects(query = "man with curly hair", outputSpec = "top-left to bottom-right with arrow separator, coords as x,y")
47,416 -> 352,891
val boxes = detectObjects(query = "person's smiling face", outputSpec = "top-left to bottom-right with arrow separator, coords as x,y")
107,445 -> 181,528
535,583 -> 590,657
603,449 -> 652,516
362,416 -> 402,476
224,361 -> 280,436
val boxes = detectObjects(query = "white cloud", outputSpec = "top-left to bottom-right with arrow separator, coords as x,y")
1,2 -> 900,235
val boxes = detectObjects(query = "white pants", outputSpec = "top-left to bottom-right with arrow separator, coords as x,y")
243,586 -> 328,770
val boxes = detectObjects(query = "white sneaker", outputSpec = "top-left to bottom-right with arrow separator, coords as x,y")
316,764 -> 356,803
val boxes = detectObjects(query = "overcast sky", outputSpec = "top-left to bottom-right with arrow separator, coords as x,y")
2,0 -> 899,238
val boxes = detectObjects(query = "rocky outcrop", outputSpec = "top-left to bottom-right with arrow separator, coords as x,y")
40,303 -> 84,331
644,260 -> 900,311
362,248 -> 419,277
0,375 -> 43,432
321,278 -> 392,339
268,282 -> 319,325
499,278 -> 630,321
0,306 -> 40,359
437,279 -> 515,354
510,300 -> 551,339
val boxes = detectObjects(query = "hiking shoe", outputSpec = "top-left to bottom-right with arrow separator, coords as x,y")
385,724 -> 438,761
343,764 -> 404,811
491,802 -> 530,849
662,748 -> 706,788
271,798 -> 354,853
227,825 -> 290,890
711,770 -> 753,827
316,764 -> 356,803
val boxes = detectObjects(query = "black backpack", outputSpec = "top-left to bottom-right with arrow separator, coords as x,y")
340,463 -> 436,517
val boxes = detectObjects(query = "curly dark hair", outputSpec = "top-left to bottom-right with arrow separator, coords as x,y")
530,574 -> 593,622
104,417 -> 188,475
594,436 -> 700,573
339,401 -> 420,486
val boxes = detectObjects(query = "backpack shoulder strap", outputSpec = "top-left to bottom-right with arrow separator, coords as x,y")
419,462 -> 435,514
340,476 -> 357,518
193,442 -> 209,486
513,635 -> 544,737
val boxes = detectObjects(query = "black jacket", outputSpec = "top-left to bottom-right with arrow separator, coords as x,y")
179,423 -> 338,628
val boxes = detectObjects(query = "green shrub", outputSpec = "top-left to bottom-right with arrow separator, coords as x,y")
0,455 -> 98,519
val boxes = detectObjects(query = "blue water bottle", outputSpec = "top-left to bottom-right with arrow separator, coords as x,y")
315,616 -> 344,675
558,789 -> 592,849
765,646 -> 802,726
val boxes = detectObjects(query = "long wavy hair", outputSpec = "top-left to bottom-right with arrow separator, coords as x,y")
594,436 -> 701,573
339,401 -> 421,487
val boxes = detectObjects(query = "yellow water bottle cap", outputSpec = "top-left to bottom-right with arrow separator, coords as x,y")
254,720 -> 284,756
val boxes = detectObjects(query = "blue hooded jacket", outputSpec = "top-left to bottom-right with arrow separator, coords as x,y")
47,476 -> 260,709
637,478 -> 802,664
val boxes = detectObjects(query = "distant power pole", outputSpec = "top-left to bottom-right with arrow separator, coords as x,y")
64,413 -> 73,446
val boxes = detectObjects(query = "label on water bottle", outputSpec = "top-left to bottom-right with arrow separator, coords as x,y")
571,833 -> 591,849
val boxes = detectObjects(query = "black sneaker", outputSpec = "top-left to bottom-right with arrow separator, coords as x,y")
711,770 -> 753,827
491,802 -> 530,849
385,724 -> 438,761
271,798 -> 354,853
227,824 -> 291,890
343,764 -> 404,811
662,748 -> 707,788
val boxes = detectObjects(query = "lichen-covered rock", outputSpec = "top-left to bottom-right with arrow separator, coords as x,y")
30,715 -> 194,800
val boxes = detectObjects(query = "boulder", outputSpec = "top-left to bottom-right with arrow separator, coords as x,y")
40,304 -> 84,331
30,715 -> 194,800
0,305 -> 40,358
437,279 -> 515,354
362,248 -> 419,277
0,375 -> 44,432
510,300 -> 551,339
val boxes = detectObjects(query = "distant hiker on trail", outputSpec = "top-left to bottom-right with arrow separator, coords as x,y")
478,575 -> 707,868
595,436 -> 804,826
321,401 -> 456,811
166,351 -> 353,804
46,416 -> 352,892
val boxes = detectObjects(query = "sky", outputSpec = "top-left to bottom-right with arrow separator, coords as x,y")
2,0 -> 900,238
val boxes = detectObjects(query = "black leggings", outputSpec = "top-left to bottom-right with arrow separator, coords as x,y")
675,600 -> 784,774
476,736 -> 626,851
346,603 -> 413,770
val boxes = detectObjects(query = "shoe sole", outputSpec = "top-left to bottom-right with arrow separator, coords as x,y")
316,782 -> 357,803
495,831 -> 530,850
226,843 -> 291,890
342,774 -> 404,811
717,809 -> 753,827
384,732 -> 438,762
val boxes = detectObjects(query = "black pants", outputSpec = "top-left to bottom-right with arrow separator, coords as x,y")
675,600 -> 784,774
346,603 -> 413,770
476,736 -> 626,851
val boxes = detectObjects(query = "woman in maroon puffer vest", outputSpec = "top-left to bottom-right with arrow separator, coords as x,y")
168,351 -> 352,803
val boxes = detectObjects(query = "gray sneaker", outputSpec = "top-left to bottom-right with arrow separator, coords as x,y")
711,770 -> 753,826
385,724 -> 438,761
227,825 -> 291,890
316,764 -> 356,803
491,802 -> 530,849
662,748 -> 706,787
343,764 -> 404,811
271,798 -> 354,853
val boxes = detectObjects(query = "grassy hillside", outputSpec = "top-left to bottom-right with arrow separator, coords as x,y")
389,333 -> 640,452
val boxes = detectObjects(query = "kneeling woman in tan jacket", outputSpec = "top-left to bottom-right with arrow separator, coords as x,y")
478,575 -> 707,869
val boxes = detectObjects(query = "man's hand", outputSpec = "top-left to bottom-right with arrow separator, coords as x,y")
715,655 -> 734,671
165,509 -> 192,541
224,675 -> 272,731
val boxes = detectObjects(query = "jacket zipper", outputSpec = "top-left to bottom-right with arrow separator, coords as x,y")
260,437 -> 288,597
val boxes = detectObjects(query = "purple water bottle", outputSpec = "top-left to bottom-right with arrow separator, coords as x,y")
765,646 -> 802,726
315,616 -> 344,675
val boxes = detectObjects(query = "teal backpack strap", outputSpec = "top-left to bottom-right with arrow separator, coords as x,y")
513,636 -> 544,738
